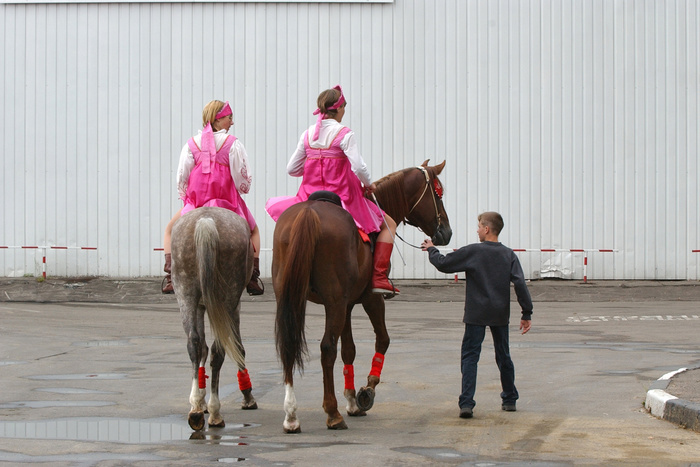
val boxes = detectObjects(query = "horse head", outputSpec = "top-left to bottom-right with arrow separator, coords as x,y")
373,159 -> 453,246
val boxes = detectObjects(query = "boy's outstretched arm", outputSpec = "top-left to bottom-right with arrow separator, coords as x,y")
420,239 -> 466,274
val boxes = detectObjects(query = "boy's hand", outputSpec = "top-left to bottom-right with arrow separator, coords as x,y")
421,239 -> 434,251
519,319 -> 531,335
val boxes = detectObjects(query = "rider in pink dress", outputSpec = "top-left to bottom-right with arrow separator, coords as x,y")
266,85 -> 400,295
161,100 -> 264,296
180,119 -> 253,223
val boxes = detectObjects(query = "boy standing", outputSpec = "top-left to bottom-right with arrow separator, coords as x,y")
421,212 -> 533,419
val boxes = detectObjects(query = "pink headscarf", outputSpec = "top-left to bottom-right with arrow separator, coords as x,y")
199,101 -> 232,174
311,85 -> 346,141
215,101 -> 232,120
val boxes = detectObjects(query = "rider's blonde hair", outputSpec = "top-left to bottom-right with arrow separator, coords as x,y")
202,100 -> 226,129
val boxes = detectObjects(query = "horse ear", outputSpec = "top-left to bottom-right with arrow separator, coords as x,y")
421,159 -> 430,167
434,160 -> 446,174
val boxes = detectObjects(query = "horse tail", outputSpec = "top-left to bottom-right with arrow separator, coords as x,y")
195,217 -> 245,368
275,205 -> 321,383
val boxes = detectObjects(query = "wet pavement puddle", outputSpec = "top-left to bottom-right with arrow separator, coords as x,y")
0,401 -> 115,409
257,368 -> 283,375
0,361 -> 26,366
394,446 -> 570,465
0,416 -> 259,444
0,451 -> 165,463
72,339 -> 131,347
0,416 -> 365,464
189,432 -> 251,444
36,387 -> 116,395
27,373 -> 127,380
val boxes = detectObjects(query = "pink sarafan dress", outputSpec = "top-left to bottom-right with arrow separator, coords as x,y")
181,134 -> 256,230
265,127 -> 383,234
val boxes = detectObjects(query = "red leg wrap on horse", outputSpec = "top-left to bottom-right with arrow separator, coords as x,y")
343,364 -> 355,390
198,366 -> 208,389
237,369 -> 252,391
369,353 -> 384,378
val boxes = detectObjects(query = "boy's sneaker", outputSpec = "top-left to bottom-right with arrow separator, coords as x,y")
459,407 -> 473,418
501,403 -> 517,412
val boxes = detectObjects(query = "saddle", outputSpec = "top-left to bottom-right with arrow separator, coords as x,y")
308,191 -> 377,247
308,190 -> 342,207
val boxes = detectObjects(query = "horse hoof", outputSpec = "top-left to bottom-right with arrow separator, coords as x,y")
348,410 -> 367,417
241,400 -> 258,410
327,419 -> 348,430
283,422 -> 301,434
208,418 -> 225,428
356,387 -> 375,412
188,411 -> 206,431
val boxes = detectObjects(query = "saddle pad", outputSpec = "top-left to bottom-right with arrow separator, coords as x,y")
358,229 -> 370,243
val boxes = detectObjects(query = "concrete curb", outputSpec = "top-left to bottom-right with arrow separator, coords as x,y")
646,367 -> 700,432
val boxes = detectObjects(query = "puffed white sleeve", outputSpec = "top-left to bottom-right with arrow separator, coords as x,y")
229,139 -> 253,194
340,131 -> 372,187
286,132 -> 307,177
176,143 -> 195,200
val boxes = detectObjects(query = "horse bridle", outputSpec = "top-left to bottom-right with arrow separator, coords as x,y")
397,166 -> 444,249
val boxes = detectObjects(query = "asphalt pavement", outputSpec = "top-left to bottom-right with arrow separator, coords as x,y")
1,276 -> 699,465
2,276 -> 700,433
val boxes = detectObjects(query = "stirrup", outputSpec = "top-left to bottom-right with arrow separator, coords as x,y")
247,277 -> 265,296
161,276 -> 174,294
372,289 -> 399,299
371,280 -> 399,299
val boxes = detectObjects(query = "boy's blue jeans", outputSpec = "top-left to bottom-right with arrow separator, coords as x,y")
459,323 -> 519,409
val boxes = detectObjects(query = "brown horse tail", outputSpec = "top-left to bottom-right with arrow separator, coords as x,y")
195,217 -> 245,368
275,205 -> 321,383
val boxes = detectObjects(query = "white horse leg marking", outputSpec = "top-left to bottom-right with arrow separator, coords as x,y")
344,389 -> 362,415
189,377 -> 206,413
342,364 -> 363,415
283,383 -> 300,433
207,391 -> 222,426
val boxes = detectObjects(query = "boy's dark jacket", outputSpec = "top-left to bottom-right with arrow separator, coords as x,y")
427,241 -> 533,326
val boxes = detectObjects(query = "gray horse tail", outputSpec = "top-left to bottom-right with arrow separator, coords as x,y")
275,205 -> 321,384
195,217 -> 245,368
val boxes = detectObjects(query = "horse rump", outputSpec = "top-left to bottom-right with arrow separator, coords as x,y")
173,207 -> 251,368
274,204 -> 322,382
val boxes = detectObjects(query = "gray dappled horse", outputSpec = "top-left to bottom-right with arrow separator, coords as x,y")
171,207 -> 258,431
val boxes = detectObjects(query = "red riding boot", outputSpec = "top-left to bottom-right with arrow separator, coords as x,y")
371,242 -> 400,295
162,253 -> 174,294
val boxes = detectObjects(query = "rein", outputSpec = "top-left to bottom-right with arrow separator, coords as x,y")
394,231 -> 423,250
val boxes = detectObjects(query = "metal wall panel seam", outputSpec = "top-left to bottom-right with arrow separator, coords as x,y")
0,1 -> 698,279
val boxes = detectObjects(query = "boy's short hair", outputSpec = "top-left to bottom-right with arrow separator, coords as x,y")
478,211 -> 504,235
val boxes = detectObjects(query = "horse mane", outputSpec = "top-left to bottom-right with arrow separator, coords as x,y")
372,168 -> 410,223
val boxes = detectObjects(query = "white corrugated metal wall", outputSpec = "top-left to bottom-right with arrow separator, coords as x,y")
0,0 -> 698,280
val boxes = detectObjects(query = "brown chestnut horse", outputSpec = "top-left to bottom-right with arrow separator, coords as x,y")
272,160 -> 452,433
